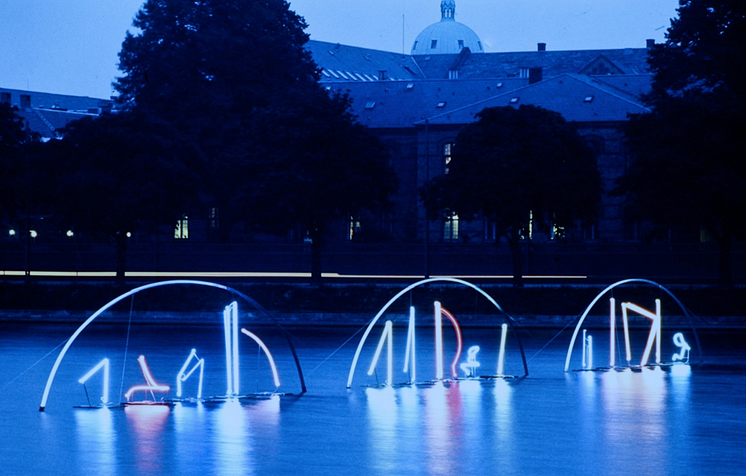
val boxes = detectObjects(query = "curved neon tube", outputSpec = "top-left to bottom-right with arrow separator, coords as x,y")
347,277 -> 528,388
440,306 -> 463,379
241,329 -> 281,388
564,279 -> 702,372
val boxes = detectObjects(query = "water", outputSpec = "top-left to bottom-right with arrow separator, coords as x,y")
1,322 -> 745,475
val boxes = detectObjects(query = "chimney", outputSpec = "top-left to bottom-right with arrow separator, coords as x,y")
529,67 -> 543,84
537,42 -> 546,52
646,39 -> 655,48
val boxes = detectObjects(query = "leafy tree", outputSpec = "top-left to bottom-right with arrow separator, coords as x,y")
423,105 -> 601,287
619,0 -> 746,287
0,103 -> 31,224
253,90 -> 397,285
37,111 -> 199,283
114,0 -> 322,241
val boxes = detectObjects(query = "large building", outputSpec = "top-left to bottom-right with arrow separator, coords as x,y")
305,0 -> 655,245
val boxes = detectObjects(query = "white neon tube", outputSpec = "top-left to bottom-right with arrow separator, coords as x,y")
78,358 -> 110,405
622,303 -> 632,363
403,306 -> 417,382
241,328 -> 281,388
587,335 -> 593,369
609,298 -> 616,367
582,329 -> 587,369
124,355 -> 170,401
224,303 -> 234,395
231,302 -> 240,395
176,349 -> 204,399
497,323 -> 508,376
367,320 -> 394,386
434,301 -> 444,380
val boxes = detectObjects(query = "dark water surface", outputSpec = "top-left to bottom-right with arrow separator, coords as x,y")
1,322 -> 744,475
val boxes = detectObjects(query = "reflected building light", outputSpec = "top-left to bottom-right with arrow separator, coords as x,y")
124,355 -> 170,401
672,332 -> 691,364
497,323 -> 508,376
368,320 -> 394,385
460,346 -> 481,377
176,349 -> 204,399
241,328 -> 281,388
78,358 -> 110,405
403,306 -> 417,383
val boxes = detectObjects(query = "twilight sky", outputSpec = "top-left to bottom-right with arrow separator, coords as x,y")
0,0 -> 680,99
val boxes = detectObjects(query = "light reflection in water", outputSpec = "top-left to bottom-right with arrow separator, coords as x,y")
124,404 -> 171,474
366,386 -> 399,473
424,382 -> 464,476
492,379 -> 514,472
74,408 -> 116,474
212,400 -> 252,476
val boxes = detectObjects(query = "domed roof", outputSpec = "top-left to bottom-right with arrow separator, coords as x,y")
411,1 -> 484,55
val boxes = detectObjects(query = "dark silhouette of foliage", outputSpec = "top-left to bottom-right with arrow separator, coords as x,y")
423,105 -> 601,287
620,0 -> 746,286
0,103 -> 31,223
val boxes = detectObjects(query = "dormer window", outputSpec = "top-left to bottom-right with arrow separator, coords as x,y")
431,40 -> 438,49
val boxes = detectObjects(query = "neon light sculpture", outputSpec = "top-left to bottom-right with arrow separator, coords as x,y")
672,332 -> 691,364
367,320 -> 394,385
403,306 -> 417,382
78,358 -> 110,406
439,304 -> 463,379
564,279 -> 703,372
581,331 -> 593,370
176,349 -> 204,399
124,355 -> 170,402
347,277 -> 529,388
460,346 -> 481,377
224,302 -> 240,396
40,280 -> 306,412
434,301 -> 444,379
241,328 -> 281,388
497,323 -> 508,376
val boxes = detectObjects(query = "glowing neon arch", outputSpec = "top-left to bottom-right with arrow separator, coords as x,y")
347,277 -> 529,388
39,280 -> 306,411
564,278 -> 703,372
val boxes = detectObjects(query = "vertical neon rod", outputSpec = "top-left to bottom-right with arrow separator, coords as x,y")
434,301 -> 444,380
609,298 -> 616,367
223,303 -> 234,395
622,303 -> 632,363
386,320 -> 393,386
231,302 -> 240,395
367,320 -> 394,385
497,323 -> 508,376
582,329 -> 587,368
176,349 -> 204,399
655,299 -> 661,364
637,300 -> 662,366
241,328 -> 281,388
588,335 -> 593,369
78,358 -> 110,405
176,349 -> 197,397
403,306 -> 417,382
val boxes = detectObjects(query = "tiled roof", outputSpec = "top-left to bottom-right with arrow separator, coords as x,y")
306,40 -> 422,82
420,74 -> 651,126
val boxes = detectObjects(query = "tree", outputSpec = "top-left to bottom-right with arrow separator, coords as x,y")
423,105 -> 601,287
0,103 -> 31,223
37,111 -> 199,283
114,0 -> 322,242
619,0 -> 746,287
253,90 -> 398,285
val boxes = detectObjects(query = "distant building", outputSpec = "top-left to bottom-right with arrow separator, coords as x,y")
305,0 -> 657,245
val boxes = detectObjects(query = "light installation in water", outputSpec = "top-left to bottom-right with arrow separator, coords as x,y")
224,302 -> 241,396
347,277 -> 529,388
124,355 -> 170,402
582,330 -> 593,370
497,323 -> 508,376
176,349 -> 204,399
672,332 -> 691,363
460,346 -> 481,377
367,320 -> 394,385
241,328 -> 282,388
564,279 -> 703,372
78,358 -> 110,406
40,280 -> 306,411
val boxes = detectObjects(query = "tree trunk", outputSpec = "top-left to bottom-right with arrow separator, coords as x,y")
506,232 -> 524,288
309,227 -> 324,287
115,232 -> 127,285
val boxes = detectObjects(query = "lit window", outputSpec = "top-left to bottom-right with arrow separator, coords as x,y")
436,101 -> 446,108
365,101 -> 376,109
444,211 -> 459,241
175,215 -> 189,239
348,216 -> 361,241
443,143 -> 454,174
519,68 -> 529,78
510,97 -> 519,103
584,95 -> 594,102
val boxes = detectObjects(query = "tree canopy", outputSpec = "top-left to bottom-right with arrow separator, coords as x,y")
424,105 -> 601,286
0,103 -> 31,223
620,0 -> 746,286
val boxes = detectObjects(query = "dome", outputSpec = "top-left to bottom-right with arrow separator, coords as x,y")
411,1 -> 484,55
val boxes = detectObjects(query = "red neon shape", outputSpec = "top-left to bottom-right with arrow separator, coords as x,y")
440,306 -> 463,378
124,355 -> 170,401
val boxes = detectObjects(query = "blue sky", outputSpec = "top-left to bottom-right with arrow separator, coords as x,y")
0,0 -> 679,99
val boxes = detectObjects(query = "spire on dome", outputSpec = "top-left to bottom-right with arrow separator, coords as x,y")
441,0 -> 456,21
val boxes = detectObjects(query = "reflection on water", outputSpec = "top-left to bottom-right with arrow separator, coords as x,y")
74,408 -> 116,475
125,405 -> 171,474
213,400 -> 251,475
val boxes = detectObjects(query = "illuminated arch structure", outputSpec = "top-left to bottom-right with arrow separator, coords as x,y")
39,280 -> 306,411
564,279 -> 703,372
347,278 -> 529,388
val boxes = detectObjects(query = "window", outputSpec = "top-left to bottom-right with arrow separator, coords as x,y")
20,94 -> 31,108
444,210 -> 459,241
458,40 -> 464,49
365,101 -> 376,109
209,207 -> 219,233
348,216 -> 361,241
0,92 -> 10,104
443,142 -> 454,174
174,215 -> 189,239
431,40 -> 438,49
519,68 -> 529,78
